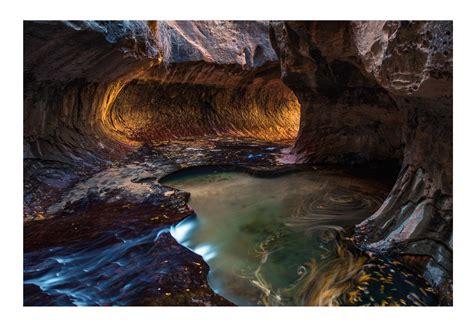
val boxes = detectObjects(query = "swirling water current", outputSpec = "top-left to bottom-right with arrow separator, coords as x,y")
163,168 -> 391,305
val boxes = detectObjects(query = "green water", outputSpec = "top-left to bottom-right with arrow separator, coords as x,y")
165,168 -> 390,305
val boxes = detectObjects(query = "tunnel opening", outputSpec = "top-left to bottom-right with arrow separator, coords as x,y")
105,76 -> 301,144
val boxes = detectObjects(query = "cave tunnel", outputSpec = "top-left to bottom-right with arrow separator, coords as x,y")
105,68 -> 301,144
23,20 -> 452,306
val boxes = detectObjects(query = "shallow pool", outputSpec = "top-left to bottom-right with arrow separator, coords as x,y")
163,168 -> 394,305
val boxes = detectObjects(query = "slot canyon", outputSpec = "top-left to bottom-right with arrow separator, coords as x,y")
23,20 -> 452,306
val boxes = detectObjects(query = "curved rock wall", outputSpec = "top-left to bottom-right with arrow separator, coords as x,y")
270,21 -> 453,302
24,21 -> 300,166
24,20 -> 301,224
109,74 -> 299,142
24,21 -> 161,164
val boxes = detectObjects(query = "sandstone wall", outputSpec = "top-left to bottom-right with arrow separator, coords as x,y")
270,21 -> 453,302
24,21 -> 300,165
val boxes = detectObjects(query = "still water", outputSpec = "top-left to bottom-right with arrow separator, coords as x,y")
163,168 -> 391,305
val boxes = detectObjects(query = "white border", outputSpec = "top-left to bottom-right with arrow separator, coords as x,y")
1,1 -> 472,327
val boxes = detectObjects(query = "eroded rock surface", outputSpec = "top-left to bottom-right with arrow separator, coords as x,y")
23,137 -> 298,306
270,21 -> 452,303
24,21 -> 298,164
24,20 -> 300,220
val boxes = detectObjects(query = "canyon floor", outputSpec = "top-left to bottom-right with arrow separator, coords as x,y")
24,137 -> 439,306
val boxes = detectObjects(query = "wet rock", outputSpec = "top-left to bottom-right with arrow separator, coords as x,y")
270,21 -> 452,302
24,229 -> 233,306
131,173 -> 157,183
24,137 -> 293,306
175,191 -> 191,202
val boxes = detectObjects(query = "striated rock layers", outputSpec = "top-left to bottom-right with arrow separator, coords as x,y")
270,21 -> 453,303
24,20 -> 300,222
24,21 -> 299,167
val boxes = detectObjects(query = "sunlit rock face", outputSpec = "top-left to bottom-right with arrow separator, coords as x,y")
271,21 -> 452,302
107,21 -> 300,143
24,21 -> 300,165
110,78 -> 299,142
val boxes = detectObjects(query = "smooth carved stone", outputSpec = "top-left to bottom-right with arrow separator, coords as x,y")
270,21 -> 452,303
